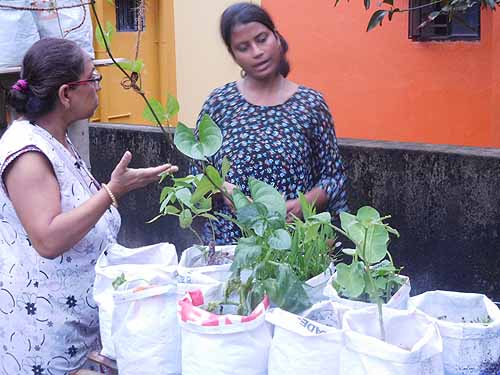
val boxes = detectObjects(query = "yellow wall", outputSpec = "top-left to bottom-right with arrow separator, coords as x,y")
92,0 -> 176,125
174,0 -> 261,127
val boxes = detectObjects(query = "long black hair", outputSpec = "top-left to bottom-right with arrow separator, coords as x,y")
7,38 -> 85,120
220,2 -> 290,77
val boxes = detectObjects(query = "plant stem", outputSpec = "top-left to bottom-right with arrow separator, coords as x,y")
188,225 -> 204,246
89,1 -> 173,145
366,265 -> 386,341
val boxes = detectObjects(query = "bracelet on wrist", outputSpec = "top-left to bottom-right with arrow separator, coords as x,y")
102,183 -> 119,208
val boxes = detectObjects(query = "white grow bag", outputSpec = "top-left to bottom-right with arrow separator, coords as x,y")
178,245 -> 235,282
93,242 -> 178,359
340,306 -> 444,375
324,272 -> 411,310
410,290 -> 500,375
266,301 -> 348,375
112,280 -> 180,375
178,289 -> 272,375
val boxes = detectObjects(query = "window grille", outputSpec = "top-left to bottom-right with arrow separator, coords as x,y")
408,0 -> 480,41
116,0 -> 145,32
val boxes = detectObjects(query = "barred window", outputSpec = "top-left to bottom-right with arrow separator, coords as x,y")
409,0 -> 480,41
116,0 -> 145,32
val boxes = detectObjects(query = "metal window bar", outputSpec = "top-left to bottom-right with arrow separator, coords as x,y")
116,0 -> 145,32
409,0 -> 480,41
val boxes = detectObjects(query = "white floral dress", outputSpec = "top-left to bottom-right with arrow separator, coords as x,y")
0,120 -> 120,375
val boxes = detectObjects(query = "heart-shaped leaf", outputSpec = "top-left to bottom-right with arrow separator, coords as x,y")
166,95 -> 180,119
174,122 -> 206,160
143,98 -> 167,124
360,224 -> 389,264
248,177 -> 286,219
268,228 -> 291,250
335,262 -> 366,298
198,114 -> 222,157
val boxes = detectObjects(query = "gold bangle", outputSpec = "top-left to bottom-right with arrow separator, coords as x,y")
102,183 -> 119,208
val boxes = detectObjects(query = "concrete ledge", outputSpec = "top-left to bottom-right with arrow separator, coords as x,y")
89,123 -> 500,301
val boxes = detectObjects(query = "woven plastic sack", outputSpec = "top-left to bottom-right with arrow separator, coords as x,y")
93,242 -> 178,359
112,280 -> 180,375
0,1 -> 39,68
32,0 -> 94,57
266,301 -> 348,375
340,306 -> 444,375
178,289 -> 272,375
410,290 -> 500,375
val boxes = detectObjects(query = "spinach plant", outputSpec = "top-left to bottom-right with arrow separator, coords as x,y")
286,194 -> 339,282
332,206 -> 403,341
222,178 -> 312,315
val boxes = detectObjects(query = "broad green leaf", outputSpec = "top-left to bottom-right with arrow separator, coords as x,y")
159,192 -> 174,212
237,202 -> 267,228
160,188 -> 172,203
179,209 -> 193,229
191,176 -> 212,203
342,248 -> 357,256
264,263 -> 311,313
174,122 -> 206,160
340,211 -> 358,232
95,21 -> 115,50
347,222 -> 366,247
307,212 -> 331,224
361,224 -> 389,264
357,206 -> 381,227
175,188 -> 193,208
198,114 -> 222,157
231,237 -> 262,271
268,229 -> 291,250
246,281 -> 266,313
166,95 -> 180,119
205,165 -> 223,189
335,262 -> 366,298
164,205 -> 180,215
143,98 -> 167,124
118,59 -> 144,73
232,188 -> 250,211
221,157 -> 231,179
251,220 -> 267,237
367,10 -> 388,32
248,177 -> 286,218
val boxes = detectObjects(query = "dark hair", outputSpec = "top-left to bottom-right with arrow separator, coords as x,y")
7,38 -> 86,120
220,2 -> 290,77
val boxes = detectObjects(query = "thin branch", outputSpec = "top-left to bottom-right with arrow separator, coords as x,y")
89,1 -> 174,146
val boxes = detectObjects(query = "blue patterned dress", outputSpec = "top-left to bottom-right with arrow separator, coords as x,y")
195,82 -> 347,245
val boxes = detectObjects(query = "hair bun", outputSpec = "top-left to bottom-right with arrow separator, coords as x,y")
6,85 -> 29,114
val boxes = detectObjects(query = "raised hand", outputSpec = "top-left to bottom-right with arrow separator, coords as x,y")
107,151 -> 178,198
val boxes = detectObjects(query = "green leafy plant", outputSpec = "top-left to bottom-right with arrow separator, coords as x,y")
332,206 -> 404,341
286,194 -> 339,282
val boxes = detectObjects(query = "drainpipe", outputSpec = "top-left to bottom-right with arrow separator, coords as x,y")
157,0 -> 177,113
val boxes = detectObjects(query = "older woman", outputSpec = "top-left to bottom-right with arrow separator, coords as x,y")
0,38 -> 177,374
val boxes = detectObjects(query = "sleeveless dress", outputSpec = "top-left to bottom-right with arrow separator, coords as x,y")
0,120 -> 121,375
195,82 -> 348,244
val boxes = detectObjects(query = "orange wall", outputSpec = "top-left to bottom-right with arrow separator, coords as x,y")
262,0 -> 500,147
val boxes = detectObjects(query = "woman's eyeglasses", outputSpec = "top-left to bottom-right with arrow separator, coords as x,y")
67,72 -> 102,89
